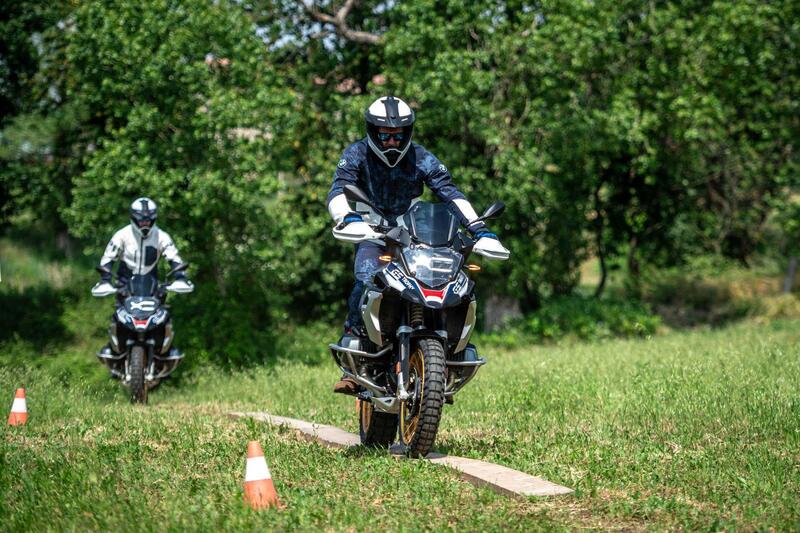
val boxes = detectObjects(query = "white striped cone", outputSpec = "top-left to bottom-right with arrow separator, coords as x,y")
8,388 -> 28,426
244,441 -> 281,509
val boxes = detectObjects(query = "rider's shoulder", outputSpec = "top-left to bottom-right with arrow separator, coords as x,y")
336,139 -> 368,170
156,227 -> 174,243
410,142 -> 439,160
411,143 -> 446,170
113,225 -> 133,240
343,138 -> 368,157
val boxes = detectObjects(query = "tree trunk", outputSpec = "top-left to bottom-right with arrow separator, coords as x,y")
627,235 -> 640,278
56,230 -> 74,259
593,183 -> 607,298
783,256 -> 798,293
595,248 -> 607,298
482,293 -> 522,332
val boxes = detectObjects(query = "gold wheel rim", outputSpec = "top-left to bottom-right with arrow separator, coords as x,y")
360,398 -> 372,431
400,347 -> 425,444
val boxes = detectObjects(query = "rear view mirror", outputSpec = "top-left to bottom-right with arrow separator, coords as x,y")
343,184 -> 372,205
167,263 -> 189,278
343,184 -> 386,218
385,226 -> 411,247
480,202 -> 505,220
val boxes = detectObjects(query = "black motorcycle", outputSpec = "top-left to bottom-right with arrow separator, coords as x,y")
330,185 -> 510,457
91,264 -> 193,403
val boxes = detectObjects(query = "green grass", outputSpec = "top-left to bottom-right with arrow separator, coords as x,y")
2,320 -> 799,531
2,238 -> 799,530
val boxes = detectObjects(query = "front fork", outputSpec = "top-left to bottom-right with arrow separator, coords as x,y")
396,325 -> 412,400
124,338 -> 156,382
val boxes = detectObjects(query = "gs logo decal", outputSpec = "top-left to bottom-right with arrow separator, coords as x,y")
338,158 -> 348,168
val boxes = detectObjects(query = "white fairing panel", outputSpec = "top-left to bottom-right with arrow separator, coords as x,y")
332,221 -> 383,243
91,281 -> 118,297
166,280 -> 194,293
361,290 -> 383,346
473,237 -> 510,260
455,299 -> 477,353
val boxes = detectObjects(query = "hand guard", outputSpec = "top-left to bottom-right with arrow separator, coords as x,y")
332,219 -> 383,243
166,279 -> 194,294
91,281 -> 118,297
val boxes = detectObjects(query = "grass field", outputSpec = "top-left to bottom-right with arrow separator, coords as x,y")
2,317 -> 799,531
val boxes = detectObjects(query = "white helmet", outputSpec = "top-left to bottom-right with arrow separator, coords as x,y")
129,197 -> 157,238
365,95 -> 415,167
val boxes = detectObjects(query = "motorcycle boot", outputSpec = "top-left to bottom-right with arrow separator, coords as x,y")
166,347 -> 184,360
333,324 -> 368,395
98,343 -> 116,358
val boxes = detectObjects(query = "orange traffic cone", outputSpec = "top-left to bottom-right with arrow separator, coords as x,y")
244,440 -> 282,509
8,388 -> 28,426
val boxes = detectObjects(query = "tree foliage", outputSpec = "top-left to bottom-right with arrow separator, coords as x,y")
1,0 -> 798,362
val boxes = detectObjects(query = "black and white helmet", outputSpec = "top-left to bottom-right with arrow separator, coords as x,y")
129,197 -> 157,238
365,95 -> 415,168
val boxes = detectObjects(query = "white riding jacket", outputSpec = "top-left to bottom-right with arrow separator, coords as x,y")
100,224 -> 183,276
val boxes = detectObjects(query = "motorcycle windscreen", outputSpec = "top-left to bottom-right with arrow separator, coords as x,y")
403,202 -> 459,246
128,275 -> 159,297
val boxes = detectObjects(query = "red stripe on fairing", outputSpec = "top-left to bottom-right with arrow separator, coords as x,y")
420,287 -> 445,299
133,319 -> 148,326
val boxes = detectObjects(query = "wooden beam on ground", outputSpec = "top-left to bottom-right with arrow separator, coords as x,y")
229,411 -> 573,499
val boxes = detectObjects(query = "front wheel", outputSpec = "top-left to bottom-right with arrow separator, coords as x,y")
399,338 -> 446,457
129,346 -> 148,404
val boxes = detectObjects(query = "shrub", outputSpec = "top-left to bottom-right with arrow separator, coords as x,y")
479,295 -> 661,346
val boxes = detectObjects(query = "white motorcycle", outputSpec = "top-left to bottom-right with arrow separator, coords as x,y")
91,264 -> 193,404
329,185 -> 509,457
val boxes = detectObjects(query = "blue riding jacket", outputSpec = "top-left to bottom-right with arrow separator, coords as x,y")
326,138 -> 471,225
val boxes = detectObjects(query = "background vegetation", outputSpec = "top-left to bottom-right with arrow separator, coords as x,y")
2,0 -> 798,364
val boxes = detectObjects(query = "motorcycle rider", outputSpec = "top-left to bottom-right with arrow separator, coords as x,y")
92,197 -> 193,362
326,95 -> 509,394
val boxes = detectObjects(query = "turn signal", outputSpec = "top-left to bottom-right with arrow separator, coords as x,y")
379,255 -> 392,262
466,264 -> 481,272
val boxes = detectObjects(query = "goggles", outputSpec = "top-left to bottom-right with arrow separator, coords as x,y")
377,131 -> 405,142
132,215 -> 155,228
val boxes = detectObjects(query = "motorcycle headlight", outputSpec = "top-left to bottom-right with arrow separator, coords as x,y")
402,246 -> 462,288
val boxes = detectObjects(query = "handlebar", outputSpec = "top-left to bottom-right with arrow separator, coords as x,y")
92,262 -> 193,297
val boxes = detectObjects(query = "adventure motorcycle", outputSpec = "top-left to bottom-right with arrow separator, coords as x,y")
91,264 -> 193,404
329,185 -> 510,457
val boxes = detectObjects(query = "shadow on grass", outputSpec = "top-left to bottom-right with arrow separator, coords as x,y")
643,277 -> 756,329
0,286 -> 73,349
340,444 -> 397,459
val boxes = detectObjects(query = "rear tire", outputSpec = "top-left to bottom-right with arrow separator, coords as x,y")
359,399 -> 397,447
129,346 -> 148,404
400,338 -> 445,458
